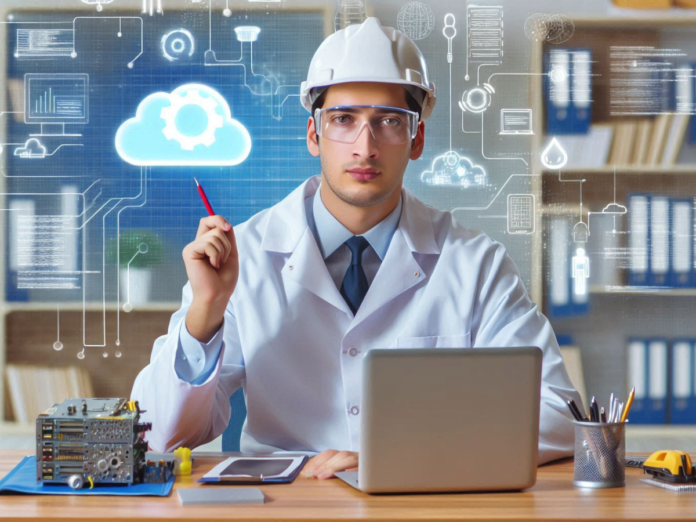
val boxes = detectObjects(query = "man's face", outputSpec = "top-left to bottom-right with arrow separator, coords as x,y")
306,82 -> 425,208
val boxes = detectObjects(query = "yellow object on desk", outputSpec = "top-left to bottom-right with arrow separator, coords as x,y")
643,450 -> 696,483
173,447 -> 192,476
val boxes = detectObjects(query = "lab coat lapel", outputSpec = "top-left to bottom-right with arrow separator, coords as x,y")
351,188 -> 440,328
262,176 -> 352,316
352,228 -> 425,327
282,227 -> 353,316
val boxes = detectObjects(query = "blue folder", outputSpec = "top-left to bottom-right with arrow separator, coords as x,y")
671,340 -> 696,424
0,456 -> 174,496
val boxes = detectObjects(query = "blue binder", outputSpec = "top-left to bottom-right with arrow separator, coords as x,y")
670,198 -> 693,287
648,196 -> 670,287
670,340 -> 696,424
544,48 -> 592,135
627,339 -> 669,424
628,194 -> 651,286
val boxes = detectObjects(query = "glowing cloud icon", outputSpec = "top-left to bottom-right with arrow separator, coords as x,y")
115,84 -> 251,166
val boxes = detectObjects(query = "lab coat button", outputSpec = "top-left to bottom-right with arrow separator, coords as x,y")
349,347 -> 358,357
414,271 -> 420,277
289,265 -> 294,271
350,406 -> 360,416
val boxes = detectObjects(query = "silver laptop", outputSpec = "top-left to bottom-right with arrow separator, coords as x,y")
335,347 -> 542,494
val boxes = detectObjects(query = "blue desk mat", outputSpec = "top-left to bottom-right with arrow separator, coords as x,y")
0,456 -> 174,496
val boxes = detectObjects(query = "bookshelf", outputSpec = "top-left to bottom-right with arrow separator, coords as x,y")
530,16 -> 696,436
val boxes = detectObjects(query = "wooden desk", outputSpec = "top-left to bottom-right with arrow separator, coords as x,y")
1,449 -> 696,521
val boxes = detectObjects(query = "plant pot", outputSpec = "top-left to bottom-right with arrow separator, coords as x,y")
120,267 -> 152,307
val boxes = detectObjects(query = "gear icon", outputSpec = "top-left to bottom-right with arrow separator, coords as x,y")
160,88 -> 224,151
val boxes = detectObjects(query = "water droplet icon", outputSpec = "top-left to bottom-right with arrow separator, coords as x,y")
540,138 -> 568,170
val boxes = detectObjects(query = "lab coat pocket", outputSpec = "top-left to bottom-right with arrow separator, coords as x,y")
396,333 -> 471,349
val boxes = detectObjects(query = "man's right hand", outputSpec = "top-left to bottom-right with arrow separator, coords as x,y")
183,216 -> 238,342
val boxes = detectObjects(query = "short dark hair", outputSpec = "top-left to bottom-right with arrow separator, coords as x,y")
310,86 -> 423,121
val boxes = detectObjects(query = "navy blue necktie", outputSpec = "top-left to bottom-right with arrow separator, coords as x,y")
340,236 -> 370,314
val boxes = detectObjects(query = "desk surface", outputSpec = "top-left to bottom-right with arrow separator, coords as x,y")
2,449 -> 696,521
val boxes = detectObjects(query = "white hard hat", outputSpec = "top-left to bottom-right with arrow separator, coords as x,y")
300,17 -> 437,120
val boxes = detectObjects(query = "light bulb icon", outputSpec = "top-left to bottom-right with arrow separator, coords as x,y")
540,137 -> 568,170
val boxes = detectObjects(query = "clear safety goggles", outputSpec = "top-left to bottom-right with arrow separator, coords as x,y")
313,105 -> 420,145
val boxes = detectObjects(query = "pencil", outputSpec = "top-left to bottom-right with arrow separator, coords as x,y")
620,387 -> 635,423
194,177 -> 216,216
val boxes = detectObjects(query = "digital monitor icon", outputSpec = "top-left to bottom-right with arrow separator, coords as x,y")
24,73 -> 89,136
500,109 -> 534,135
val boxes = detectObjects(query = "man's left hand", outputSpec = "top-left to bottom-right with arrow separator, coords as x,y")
301,450 -> 358,480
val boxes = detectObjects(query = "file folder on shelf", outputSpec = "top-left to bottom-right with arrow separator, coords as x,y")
670,199 -> 692,287
544,48 -> 592,135
627,339 -> 668,425
671,340 -> 696,425
628,194 -> 650,286
649,196 -> 670,287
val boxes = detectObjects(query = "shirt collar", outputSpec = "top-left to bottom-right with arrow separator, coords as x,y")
309,184 -> 402,261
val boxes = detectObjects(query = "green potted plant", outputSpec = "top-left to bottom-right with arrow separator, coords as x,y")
107,230 -> 163,309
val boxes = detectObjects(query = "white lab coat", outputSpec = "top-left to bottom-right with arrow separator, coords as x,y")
131,175 -> 582,465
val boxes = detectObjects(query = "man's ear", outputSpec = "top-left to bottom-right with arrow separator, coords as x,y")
307,116 -> 320,157
409,121 -> 425,160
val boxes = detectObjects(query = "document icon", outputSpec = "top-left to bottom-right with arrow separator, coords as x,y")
500,109 -> 534,135
507,194 -> 535,234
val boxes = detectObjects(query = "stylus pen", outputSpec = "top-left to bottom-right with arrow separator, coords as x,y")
194,177 -> 216,216
567,399 -> 586,422
566,400 -> 581,421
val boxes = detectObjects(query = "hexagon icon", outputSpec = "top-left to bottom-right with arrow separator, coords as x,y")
115,84 -> 251,166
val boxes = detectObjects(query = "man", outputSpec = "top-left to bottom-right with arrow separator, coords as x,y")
131,17 -> 582,480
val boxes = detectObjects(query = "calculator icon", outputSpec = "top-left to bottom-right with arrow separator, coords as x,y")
507,194 -> 535,234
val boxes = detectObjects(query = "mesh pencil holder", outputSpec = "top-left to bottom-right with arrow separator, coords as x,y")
572,421 -> 626,488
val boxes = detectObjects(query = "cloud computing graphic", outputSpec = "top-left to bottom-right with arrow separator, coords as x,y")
115,83 -> 251,166
421,151 -> 489,189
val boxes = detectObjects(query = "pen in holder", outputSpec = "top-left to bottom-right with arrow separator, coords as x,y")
572,420 -> 626,489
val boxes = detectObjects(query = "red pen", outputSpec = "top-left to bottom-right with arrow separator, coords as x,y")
194,177 -> 215,216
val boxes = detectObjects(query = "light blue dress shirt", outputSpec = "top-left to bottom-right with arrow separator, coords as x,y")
175,185 -> 403,384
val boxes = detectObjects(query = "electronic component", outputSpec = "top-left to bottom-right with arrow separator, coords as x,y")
36,398 -> 153,489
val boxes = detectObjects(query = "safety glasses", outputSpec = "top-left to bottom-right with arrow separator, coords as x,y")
313,105 -> 419,145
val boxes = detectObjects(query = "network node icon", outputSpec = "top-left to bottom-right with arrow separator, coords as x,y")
161,29 -> 195,62
81,0 -> 113,12
549,65 -> 568,84
234,26 -> 261,43
459,84 -> 494,113
507,194 -> 535,235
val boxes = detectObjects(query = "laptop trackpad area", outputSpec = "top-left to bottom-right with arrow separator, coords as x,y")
334,471 -> 360,490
